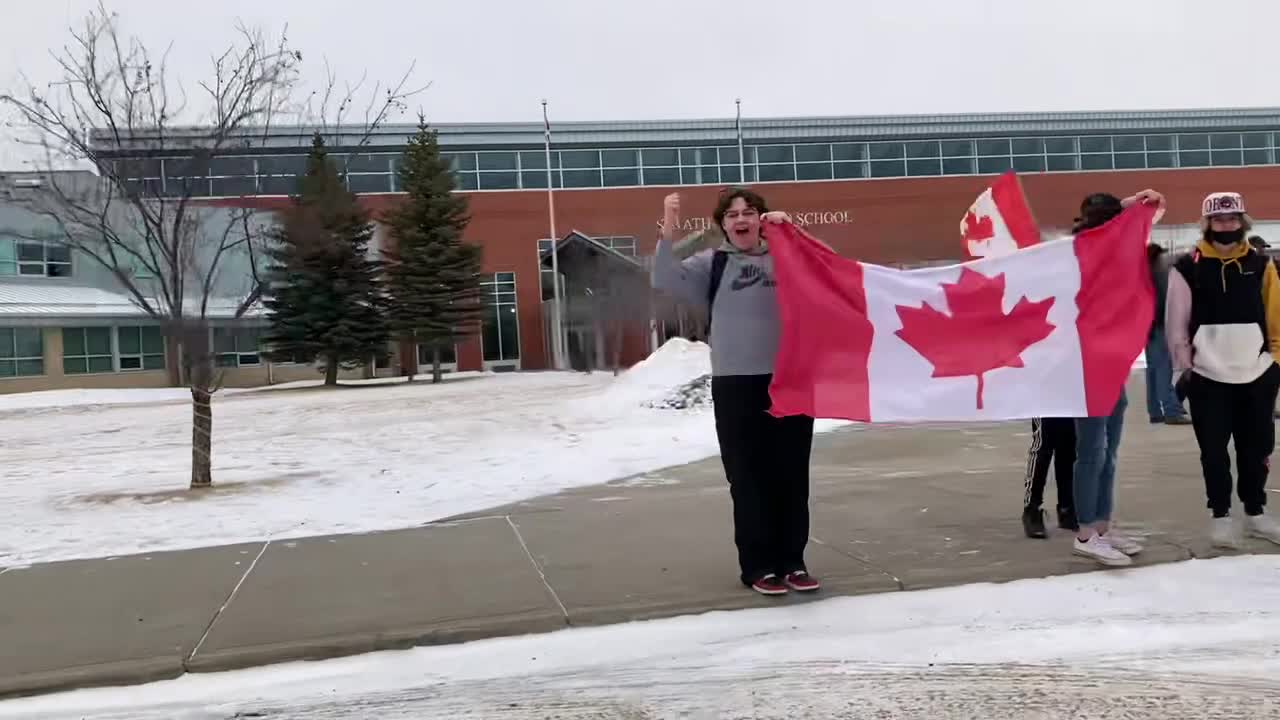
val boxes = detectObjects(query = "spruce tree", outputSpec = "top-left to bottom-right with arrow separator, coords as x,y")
384,119 -> 483,383
263,134 -> 390,385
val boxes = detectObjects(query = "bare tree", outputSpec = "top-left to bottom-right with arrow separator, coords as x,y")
1,3 -> 422,489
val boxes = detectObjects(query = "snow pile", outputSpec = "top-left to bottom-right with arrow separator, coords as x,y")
646,373 -> 712,410
603,338 -> 711,407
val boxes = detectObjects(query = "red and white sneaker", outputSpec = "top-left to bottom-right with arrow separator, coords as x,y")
750,574 -> 789,596
784,571 -> 821,593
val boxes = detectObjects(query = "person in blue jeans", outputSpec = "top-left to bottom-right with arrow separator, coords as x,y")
1068,190 -> 1165,566
1145,244 -> 1191,424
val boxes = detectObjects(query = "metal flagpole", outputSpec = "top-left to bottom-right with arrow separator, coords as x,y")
735,98 -> 745,182
542,100 -> 565,370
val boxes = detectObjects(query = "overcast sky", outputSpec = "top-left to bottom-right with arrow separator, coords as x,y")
2,0 -> 1278,166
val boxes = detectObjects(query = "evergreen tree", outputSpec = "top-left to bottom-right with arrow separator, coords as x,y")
263,134 -> 390,385
384,119 -> 483,383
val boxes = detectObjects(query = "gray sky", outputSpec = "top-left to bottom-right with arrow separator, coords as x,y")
2,0 -> 1277,166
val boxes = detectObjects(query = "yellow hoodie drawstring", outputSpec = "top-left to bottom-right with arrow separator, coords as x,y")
1197,240 -> 1250,293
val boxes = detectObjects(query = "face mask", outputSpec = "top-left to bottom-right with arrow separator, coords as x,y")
1207,228 -> 1246,246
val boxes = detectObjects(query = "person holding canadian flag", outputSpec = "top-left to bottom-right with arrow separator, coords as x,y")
1166,191 -> 1280,549
1058,191 -> 1163,567
763,177 -> 1168,568
651,187 -> 821,597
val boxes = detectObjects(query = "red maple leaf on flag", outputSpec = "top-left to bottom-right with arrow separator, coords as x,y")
962,210 -> 994,244
894,268 -> 1056,410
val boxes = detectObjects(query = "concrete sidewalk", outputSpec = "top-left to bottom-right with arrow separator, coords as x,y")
3,384 -> 1278,700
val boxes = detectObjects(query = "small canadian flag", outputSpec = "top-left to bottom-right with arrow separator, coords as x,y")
961,171 -> 1041,259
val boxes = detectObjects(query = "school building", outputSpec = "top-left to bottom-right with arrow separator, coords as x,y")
6,106 -> 1280,392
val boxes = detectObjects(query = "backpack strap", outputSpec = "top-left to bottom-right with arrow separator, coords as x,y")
706,250 -> 729,335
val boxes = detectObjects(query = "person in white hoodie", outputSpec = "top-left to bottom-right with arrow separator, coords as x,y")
1166,191 -> 1280,549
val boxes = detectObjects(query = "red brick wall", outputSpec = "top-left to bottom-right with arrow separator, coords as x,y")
212,166 -> 1280,371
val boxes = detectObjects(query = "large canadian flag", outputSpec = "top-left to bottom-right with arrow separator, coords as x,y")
767,203 -> 1157,423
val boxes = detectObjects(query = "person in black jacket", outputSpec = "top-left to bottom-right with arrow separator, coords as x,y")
1145,244 -> 1191,425
1167,192 -> 1280,549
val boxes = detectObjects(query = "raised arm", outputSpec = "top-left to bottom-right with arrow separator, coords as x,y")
651,192 -> 714,306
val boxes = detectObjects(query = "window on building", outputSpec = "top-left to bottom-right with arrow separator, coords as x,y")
5,239 -> 72,277
757,163 -> 796,182
906,141 -> 940,159
940,140 -> 974,157
1012,155 -> 1046,172
869,160 -> 906,178
0,237 -> 15,276
1244,148 -> 1273,166
602,149 -> 638,168
795,144 -> 832,163
598,236 -> 637,256
1113,153 -> 1146,170
796,162 -> 833,181
1081,153 -> 1114,170
756,145 -> 794,164
62,327 -> 114,374
942,157 -> 976,175
977,139 -> 1011,157
477,171 -> 519,190
642,166 -> 680,185
641,148 -> 679,167
869,142 -> 905,161
1113,135 -> 1145,153
561,169 -> 602,188
907,159 -> 942,176
347,174 -> 394,193
833,143 -> 868,161
832,161 -> 865,179
0,327 -> 44,377
1044,137 -> 1077,155
1012,138 -> 1045,156
477,151 -> 518,170
481,272 -> 519,363
603,168 -> 640,187
538,238 -> 558,302
213,326 -> 262,367
1078,136 -> 1112,154
978,156 -> 1013,174
117,325 -> 166,371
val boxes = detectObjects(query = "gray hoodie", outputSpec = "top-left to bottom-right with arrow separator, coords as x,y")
651,238 -> 780,377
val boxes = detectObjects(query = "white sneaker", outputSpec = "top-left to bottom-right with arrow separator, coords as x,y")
1245,513 -> 1280,546
1073,535 -> 1132,566
1103,530 -> 1143,556
1211,516 -> 1242,549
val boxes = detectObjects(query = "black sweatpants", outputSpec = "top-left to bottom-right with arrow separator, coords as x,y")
711,374 -> 815,586
1022,417 -> 1076,512
1186,365 -> 1280,518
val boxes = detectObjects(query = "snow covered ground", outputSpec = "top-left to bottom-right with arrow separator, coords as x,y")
3,556 -> 1278,719
0,340 -> 1151,566
0,340 -> 848,565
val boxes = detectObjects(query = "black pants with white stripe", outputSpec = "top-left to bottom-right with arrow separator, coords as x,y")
712,374 -> 815,586
1023,417 -> 1076,513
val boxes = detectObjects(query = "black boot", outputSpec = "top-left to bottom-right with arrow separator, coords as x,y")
1057,506 -> 1079,532
1022,507 -> 1048,539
